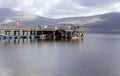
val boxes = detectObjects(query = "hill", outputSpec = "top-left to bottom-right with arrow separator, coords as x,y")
0,8 -> 120,33
0,8 -> 54,25
56,12 -> 120,33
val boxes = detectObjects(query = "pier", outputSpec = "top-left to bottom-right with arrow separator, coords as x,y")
0,25 -> 84,40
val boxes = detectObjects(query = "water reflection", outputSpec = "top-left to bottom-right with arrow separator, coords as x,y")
0,38 -> 83,46
0,34 -> 120,76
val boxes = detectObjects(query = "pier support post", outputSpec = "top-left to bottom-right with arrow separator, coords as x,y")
53,31 -> 55,40
0,36 -> 4,40
31,35 -> 35,40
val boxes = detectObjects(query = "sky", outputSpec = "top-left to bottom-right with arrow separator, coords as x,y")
0,0 -> 120,18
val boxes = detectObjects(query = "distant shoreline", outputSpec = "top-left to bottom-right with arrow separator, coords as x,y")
84,31 -> 120,34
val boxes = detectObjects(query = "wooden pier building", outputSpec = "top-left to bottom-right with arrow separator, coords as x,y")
0,25 -> 84,40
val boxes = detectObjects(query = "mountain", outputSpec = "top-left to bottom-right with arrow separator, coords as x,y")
56,12 -> 120,33
0,8 -> 54,25
0,8 -> 120,33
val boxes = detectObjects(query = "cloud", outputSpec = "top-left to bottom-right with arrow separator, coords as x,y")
0,0 -> 120,18
74,0 -> 119,7
42,0 -> 120,18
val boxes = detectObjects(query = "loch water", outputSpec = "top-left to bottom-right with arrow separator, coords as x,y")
0,33 -> 120,76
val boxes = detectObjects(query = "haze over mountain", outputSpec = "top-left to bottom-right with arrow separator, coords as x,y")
57,12 -> 120,33
0,8 -> 54,25
0,8 -> 120,33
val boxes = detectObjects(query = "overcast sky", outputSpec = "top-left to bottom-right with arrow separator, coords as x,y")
0,0 -> 120,18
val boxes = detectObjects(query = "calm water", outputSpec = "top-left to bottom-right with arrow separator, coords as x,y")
0,33 -> 120,76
